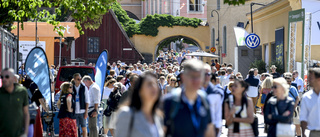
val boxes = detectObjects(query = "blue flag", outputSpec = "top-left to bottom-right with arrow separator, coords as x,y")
95,50 -> 108,100
24,47 -> 52,109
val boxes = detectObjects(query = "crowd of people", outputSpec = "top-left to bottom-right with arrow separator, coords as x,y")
1,50 -> 320,137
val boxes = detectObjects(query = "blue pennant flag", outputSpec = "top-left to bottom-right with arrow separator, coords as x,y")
24,47 -> 52,109
95,50 -> 108,100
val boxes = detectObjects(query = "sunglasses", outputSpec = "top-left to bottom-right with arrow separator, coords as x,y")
0,75 -> 10,79
229,77 -> 235,79
77,78 -> 82,81
69,87 -> 73,89
171,80 -> 176,81
272,85 -> 278,89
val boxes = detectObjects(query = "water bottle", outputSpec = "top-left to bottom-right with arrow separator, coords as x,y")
229,95 -> 234,108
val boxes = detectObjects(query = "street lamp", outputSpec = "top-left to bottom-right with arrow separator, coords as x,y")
250,2 -> 265,33
211,10 -> 220,63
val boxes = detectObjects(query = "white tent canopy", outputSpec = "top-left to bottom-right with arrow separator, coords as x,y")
185,52 -> 219,58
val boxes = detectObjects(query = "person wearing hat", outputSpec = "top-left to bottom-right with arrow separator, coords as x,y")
270,65 -> 280,79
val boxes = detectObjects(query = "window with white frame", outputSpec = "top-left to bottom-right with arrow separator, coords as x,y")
87,37 -> 99,54
189,0 -> 202,12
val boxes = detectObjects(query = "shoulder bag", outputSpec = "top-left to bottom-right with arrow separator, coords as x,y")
275,102 -> 295,137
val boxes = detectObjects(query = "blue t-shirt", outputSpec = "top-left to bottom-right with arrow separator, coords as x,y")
288,86 -> 299,102
163,91 -> 211,137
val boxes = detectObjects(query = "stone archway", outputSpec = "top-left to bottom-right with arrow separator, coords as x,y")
130,26 -> 210,62
154,35 -> 202,60
125,10 -> 140,20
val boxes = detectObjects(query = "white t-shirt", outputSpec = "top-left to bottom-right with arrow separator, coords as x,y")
88,83 -> 101,107
132,69 -> 142,75
74,84 -> 89,114
103,87 -> 113,100
293,77 -> 304,93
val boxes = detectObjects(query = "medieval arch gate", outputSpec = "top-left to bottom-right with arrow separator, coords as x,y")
130,26 -> 211,63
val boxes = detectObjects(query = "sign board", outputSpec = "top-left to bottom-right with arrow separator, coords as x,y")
245,33 -> 260,49
210,47 -> 216,53
234,27 -> 249,46
287,9 -> 305,77
19,41 -> 46,64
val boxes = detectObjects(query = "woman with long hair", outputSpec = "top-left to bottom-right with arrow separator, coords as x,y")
225,80 -> 255,137
115,72 -> 164,137
164,77 -> 176,94
57,82 -> 77,137
264,78 -> 294,137
102,78 -> 116,135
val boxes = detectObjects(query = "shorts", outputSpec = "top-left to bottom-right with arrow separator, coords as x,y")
293,106 -> 300,125
75,113 -> 86,128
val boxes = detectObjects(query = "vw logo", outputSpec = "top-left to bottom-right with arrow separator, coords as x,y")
245,33 -> 261,49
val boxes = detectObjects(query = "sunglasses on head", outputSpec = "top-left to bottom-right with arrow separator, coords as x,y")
0,75 -> 10,79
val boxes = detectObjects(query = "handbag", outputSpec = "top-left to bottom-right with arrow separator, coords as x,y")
251,115 -> 259,137
275,105 -> 295,137
260,94 -> 267,104
256,94 -> 264,107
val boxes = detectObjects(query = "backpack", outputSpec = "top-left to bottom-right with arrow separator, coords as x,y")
166,88 -> 209,136
222,86 -> 230,119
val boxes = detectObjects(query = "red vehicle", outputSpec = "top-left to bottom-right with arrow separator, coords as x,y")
55,66 -> 96,93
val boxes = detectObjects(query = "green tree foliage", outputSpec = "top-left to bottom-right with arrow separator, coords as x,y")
250,59 -> 267,73
0,0 -> 116,36
111,2 -> 202,37
223,0 -> 246,5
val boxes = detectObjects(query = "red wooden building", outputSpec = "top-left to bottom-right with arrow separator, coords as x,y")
54,10 -> 143,66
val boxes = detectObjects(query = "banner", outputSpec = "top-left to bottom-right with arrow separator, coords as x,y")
302,0 -> 320,45
275,27 -> 284,68
24,47 -> 52,109
234,27 -> 249,46
95,50 -> 108,100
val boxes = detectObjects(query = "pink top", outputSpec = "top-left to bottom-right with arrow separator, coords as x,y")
261,88 -> 272,95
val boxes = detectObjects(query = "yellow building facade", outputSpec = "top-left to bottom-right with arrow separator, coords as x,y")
249,0 -> 320,72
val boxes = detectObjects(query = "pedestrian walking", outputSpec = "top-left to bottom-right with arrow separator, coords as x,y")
57,82 -> 77,137
104,82 -> 124,136
163,59 -> 215,137
83,76 -> 101,137
284,72 -> 301,137
203,64 -> 223,136
72,73 -> 89,137
292,70 -> 304,97
264,78 -> 295,137
224,80 -> 255,137
164,77 -> 176,94
115,72 -> 164,137
245,69 -> 260,113
259,77 -> 273,114
102,78 -> 115,135
0,68 -> 30,137
300,68 -> 320,137
270,65 -> 280,79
